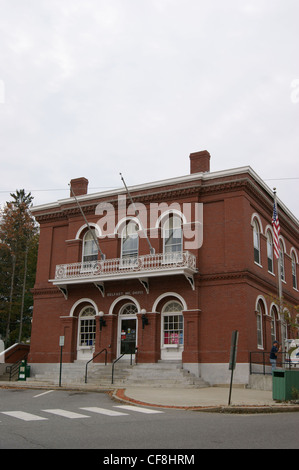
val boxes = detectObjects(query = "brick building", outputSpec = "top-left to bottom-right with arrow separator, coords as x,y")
28,151 -> 299,385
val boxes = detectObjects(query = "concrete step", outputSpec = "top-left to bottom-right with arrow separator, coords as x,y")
25,361 -> 209,388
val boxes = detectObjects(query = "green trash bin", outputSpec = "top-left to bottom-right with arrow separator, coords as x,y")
272,369 -> 299,401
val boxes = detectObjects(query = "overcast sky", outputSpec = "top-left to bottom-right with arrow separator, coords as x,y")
0,0 -> 298,219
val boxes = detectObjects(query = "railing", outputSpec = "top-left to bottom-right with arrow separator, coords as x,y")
5,360 -> 22,381
249,351 -> 297,375
54,251 -> 197,280
111,348 -> 138,384
85,348 -> 107,384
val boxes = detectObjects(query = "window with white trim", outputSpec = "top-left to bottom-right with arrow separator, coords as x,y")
291,252 -> 297,289
256,300 -> 264,349
162,301 -> 184,346
121,221 -> 139,264
79,306 -> 96,347
253,219 -> 261,264
82,229 -> 98,263
279,241 -> 285,281
163,214 -> 183,261
267,230 -> 274,273
270,305 -> 279,344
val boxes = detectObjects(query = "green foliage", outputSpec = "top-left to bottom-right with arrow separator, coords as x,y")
0,190 -> 39,346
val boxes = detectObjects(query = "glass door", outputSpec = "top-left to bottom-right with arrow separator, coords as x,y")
120,318 -> 137,354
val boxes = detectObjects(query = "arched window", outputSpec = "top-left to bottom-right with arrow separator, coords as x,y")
78,306 -> 96,347
121,221 -> 139,264
253,219 -> 261,264
163,214 -> 183,261
270,305 -> 279,344
82,229 -> 98,264
256,300 -> 265,349
281,309 -> 290,346
266,230 -> 274,273
120,303 -> 138,316
162,301 -> 184,347
291,251 -> 297,289
279,240 -> 285,281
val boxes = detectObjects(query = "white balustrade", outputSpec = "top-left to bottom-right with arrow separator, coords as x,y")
54,251 -> 196,280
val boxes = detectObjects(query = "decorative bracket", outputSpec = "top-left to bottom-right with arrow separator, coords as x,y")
58,285 -> 68,300
94,282 -> 105,297
139,277 -> 149,294
185,274 -> 195,290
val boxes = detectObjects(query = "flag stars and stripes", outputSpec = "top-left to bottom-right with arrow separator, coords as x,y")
272,201 -> 281,260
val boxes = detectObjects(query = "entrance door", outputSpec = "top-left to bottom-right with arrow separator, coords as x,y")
120,318 -> 137,354
118,303 -> 138,358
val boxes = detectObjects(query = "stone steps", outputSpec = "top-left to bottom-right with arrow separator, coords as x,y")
25,361 -> 209,388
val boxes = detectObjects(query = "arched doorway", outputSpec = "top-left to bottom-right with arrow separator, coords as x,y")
117,303 -> 138,358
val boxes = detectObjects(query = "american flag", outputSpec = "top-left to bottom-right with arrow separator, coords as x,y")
272,201 -> 281,259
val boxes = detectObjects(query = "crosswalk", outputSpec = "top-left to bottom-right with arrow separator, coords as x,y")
0,405 -> 164,422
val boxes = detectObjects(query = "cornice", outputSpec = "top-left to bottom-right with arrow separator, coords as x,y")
31,286 -> 62,297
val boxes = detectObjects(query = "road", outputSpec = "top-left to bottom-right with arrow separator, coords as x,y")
0,388 -> 298,451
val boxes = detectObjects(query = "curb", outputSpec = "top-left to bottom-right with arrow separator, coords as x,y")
1,382 -> 299,413
112,389 -> 299,414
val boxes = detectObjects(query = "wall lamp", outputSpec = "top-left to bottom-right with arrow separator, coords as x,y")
99,311 -> 106,331
141,309 -> 149,329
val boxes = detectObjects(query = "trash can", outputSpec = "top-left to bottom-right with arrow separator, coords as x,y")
18,359 -> 30,381
272,369 -> 299,401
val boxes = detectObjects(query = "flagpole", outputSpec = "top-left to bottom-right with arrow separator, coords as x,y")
120,173 -> 155,255
69,183 -> 105,260
273,188 -> 283,315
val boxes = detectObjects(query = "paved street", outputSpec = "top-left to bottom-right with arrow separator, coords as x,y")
0,388 -> 298,450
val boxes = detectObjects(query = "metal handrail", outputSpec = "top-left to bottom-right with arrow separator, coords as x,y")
5,360 -> 22,381
111,354 -> 125,384
85,348 -> 107,384
111,347 -> 139,384
249,351 -> 295,375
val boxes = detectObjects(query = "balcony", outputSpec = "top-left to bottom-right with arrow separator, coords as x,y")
51,251 -> 197,297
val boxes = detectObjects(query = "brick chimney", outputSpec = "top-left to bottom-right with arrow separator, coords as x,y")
70,177 -> 89,197
190,150 -> 211,174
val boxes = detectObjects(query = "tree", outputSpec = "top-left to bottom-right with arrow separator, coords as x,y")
0,190 -> 39,346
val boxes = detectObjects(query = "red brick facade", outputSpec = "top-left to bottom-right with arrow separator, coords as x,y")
28,151 -> 299,384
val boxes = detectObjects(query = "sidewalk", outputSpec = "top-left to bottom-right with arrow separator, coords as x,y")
1,380 -> 299,412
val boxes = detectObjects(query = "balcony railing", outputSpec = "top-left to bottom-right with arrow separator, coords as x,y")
54,251 -> 197,282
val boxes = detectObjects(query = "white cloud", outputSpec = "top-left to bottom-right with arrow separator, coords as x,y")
0,0 -> 298,218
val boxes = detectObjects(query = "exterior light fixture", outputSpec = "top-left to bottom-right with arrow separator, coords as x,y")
141,309 -> 148,329
99,311 -> 106,331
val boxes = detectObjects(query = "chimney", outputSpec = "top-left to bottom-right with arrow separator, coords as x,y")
190,150 -> 211,174
70,177 -> 89,197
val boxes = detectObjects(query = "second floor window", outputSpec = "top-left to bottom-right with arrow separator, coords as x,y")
163,215 -> 183,259
82,229 -> 98,263
279,241 -> 285,281
267,231 -> 274,273
121,221 -> 139,262
292,252 -> 297,289
253,219 -> 260,264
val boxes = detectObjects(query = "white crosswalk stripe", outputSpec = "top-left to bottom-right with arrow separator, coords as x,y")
80,407 -> 128,416
114,405 -> 164,414
1,405 -> 164,422
42,409 -> 90,419
1,411 -> 48,421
